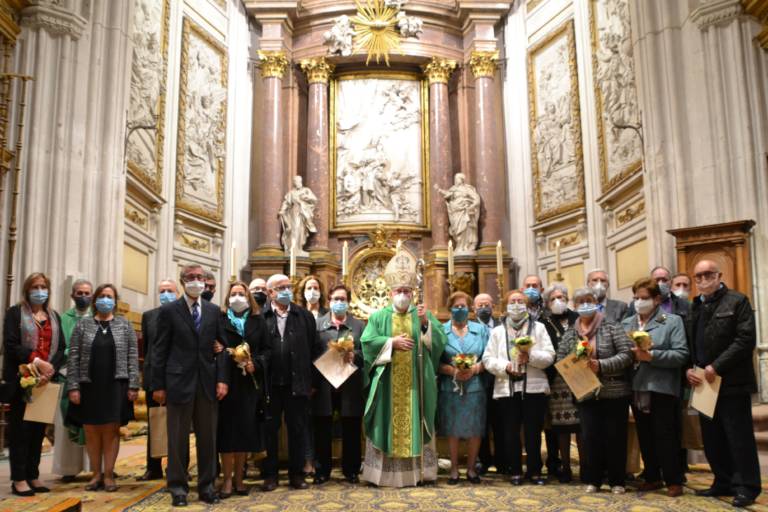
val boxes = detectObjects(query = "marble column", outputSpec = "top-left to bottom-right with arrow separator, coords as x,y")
300,57 -> 334,253
255,50 -> 289,253
423,57 -> 456,250
469,50 -> 506,251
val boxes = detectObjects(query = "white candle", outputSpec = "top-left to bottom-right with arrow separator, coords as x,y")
447,239 -> 454,277
289,243 -> 296,278
230,242 -> 237,277
555,240 -> 561,275
396,239 -> 402,254
342,241 -> 349,277
496,240 -> 503,275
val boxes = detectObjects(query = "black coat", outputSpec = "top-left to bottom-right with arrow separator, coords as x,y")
261,302 -> 323,398
151,298 -> 229,404
689,285 -> 757,396
311,313 -> 365,417
541,309 -> 579,382
141,307 -> 161,392
2,304 -> 67,401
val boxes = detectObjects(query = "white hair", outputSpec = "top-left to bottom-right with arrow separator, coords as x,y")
585,268 -> 609,285
542,283 -> 569,303
267,274 -> 290,289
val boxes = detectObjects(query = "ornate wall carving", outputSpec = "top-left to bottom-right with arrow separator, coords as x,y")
126,0 -> 170,194
528,19 -> 585,222
175,16 -> 228,222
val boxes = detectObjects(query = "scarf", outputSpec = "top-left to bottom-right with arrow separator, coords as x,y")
20,302 -> 59,362
576,311 -> 604,352
227,308 -> 248,338
506,313 -> 529,332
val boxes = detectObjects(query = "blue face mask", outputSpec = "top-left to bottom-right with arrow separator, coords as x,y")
95,297 -> 115,314
159,291 -> 176,305
29,289 -> 49,305
658,282 -> 670,297
523,287 -> 541,302
451,307 -> 469,323
577,303 -> 598,317
331,301 -> 348,316
276,289 -> 293,305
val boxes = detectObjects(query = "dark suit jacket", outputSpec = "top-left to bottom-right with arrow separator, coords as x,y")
151,298 -> 229,404
604,298 -> 629,324
141,307 -> 161,392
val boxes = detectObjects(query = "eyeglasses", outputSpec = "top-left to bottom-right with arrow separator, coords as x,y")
694,271 -> 719,281
185,274 -> 205,281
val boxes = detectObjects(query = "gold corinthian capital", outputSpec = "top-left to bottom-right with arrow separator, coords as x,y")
469,50 -> 499,79
258,50 -> 289,79
422,57 -> 457,85
299,57 -> 335,84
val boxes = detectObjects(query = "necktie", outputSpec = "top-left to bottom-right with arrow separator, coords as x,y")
192,302 -> 201,332
597,303 -> 605,312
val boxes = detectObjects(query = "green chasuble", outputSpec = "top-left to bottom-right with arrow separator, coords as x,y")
60,307 -> 91,355
361,305 -> 446,458
60,307 -> 91,445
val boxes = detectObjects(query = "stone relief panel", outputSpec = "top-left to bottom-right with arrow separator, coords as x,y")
528,19 -> 585,222
125,0 -> 169,194
331,74 -> 428,231
175,17 -> 228,223
591,0 -> 643,192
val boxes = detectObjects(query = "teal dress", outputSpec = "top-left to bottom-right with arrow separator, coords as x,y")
437,321 -> 490,438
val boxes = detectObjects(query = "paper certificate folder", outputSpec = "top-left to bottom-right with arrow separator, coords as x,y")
313,349 -> 357,389
23,382 -> 62,424
690,366 -> 721,418
555,354 -> 602,401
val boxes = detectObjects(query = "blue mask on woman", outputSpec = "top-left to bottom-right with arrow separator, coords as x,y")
577,303 -> 598,317
451,307 -> 469,323
331,301 -> 348,316
276,289 -> 293,305
159,291 -> 176,305
29,289 -> 49,305
95,297 -> 115,314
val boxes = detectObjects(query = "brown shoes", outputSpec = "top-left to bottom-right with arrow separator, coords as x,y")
636,481 -> 664,492
667,485 -> 683,497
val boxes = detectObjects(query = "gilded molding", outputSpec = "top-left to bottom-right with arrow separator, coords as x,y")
422,57 -> 457,85
468,50 -> 499,79
743,0 -> 768,49
180,233 -> 211,253
124,206 -> 148,229
615,199 -> 645,226
300,57 -> 334,84
258,50 -> 289,79
548,232 -> 580,251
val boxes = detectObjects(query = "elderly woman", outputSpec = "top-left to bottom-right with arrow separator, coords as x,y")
483,290 -> 555,486
541,283 -> 581,483
2,273 -> 67,496
557,287 -> 633,494
67,284 -> 139,492
622,278 -> 688,497
437,291 -> 489,484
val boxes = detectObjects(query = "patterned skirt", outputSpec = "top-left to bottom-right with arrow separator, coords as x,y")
437,389 -> 487,438
549,375 -> 580,432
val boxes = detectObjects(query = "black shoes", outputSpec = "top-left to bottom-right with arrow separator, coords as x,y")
447,475 -> 460,485
529,475 -> 546,486
137,471 -> 163,481
11,483 -> 35,496
199,492 -> 221,505
313,474 -> 330,485
558,469 -> 573,484
732,494 -> 755,508
261,478 -> 278,492
290,477 -> 309,490
60,475 -> 77,484
466,473 -> 482,484
344,475 -> 360,484
171,495 -> 188,507
27,481 -> 50,493
510,476 -> 524,486
695,487 -> 734,497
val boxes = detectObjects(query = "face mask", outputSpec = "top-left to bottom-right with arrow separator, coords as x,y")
393,293 -> 411,311
523,287 -> 541,302
185,280 -> 205,298
634,298 -> 655,315
331,301 -> 348,316
253,291 -> 267,306
201,290 -> 214,302
657,282 -> 670,297
476,306 -> 493,322
550,298 -> 568,315
29,290 -> 49,305
95,297 -> 115,314
451,307 -> 469,323
276,289 -> 293,305
229,295 -> 249,313
159,291 -> 176,305
673,289 -> 689,300
304,289 -> 321,305
74,295 -> 92,310
591,282 -> 607,300
577,303 -> 598,317
506,303 -> 527,320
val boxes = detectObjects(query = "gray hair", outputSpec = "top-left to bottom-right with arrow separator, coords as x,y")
572,287 -> 597,304
204,270 -> 215,281
650,266 -> 671,278
542,283 -> 569,303
179,263 -> 203,282
267,274 -> 290,289
71,279 -> 93,294
158,278 -> 178,292
585,268 -> 609,285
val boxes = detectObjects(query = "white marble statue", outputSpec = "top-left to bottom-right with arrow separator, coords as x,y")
396,11 -> 423,38
279,175 -> 318,254
324,15 -> 354,57
385,0 -> 407,8
437,173 -> 481,254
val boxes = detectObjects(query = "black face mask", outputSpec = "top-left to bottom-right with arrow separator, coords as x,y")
201,290 -> 214,302
476,306 -> 493,322
74,295 -> 92,310
253,292 -> 267,306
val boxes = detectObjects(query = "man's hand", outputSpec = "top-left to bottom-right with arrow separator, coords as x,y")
417,304 -> 428,327
34,359 -> 54,378
686,368 -> 702,387
68,390 -> 80,405
517,351 -> 529,365
588,359 -> 600,375
153,389 -> 167,405
213,341 -> 225,354
392,335 -> 414,351
216,382 -> 228,400
127,389 -> 138,401
245,361 -> 255,374
632,348 -> 653,362
343,351 -> 355,364
704,365 -> 718,383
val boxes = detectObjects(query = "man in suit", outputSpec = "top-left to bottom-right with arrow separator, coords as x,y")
586,269 -> 627,323
625,266 -> 690,321
152,264 -> 229,507
137,279 -> 178,482
260,273 -> 323,491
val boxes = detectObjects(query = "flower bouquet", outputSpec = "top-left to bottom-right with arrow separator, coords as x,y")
329,335 -> 355,353
226,341 -> 259,389
575,339 -> 592,359
451,353 -> 477,395
629,330 -> 652,351
19,363 -> 40,403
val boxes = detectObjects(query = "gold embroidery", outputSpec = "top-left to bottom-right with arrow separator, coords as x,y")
391,312 -> 413,458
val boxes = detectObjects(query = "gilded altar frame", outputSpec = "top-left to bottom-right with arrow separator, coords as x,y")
329,70 -> 431,233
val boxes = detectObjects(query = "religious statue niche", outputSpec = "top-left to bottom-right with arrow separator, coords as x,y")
330,72 -> 429,232
437,172 -> 480,254
279,175 -> 318,255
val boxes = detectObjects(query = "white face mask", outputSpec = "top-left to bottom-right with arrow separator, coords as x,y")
506,303 -> 527,320
229,295 -> 249,313
393,293 -> 411,312
185,280 -> 205,298
550,298 -> 568,315
304,289 -> 321,305
673,289 -> 689,300
634,298 -> 655,316
591,282 -> 607,300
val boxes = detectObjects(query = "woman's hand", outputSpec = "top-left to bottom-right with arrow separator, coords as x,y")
127,389 -> 138,401
588,358 -> 600,374
34,358 -> 54,378
505,362 -> 516,374
245,361 -> 255,374
686,368 -> 702,387
69,390 -> 81,405
455,369 -> 473,382
632,347 -> 652,362
343,351 -> 354,365
517,351 -> 529,365
213,341 -> 225,354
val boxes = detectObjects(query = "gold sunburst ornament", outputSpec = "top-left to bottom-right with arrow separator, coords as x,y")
352,0 -> 401,65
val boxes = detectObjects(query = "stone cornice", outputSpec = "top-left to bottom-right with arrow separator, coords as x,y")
690,0 -> 743,30
19,1 -> 87,39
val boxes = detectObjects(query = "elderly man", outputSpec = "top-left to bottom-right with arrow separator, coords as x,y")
686,260 -> 760,508
586,269 -> 627,323
249,277 -> 268,309
260,274 -> 322,491
138,279 -> 178,482
522,275 -> 545,320
360,251 -> 446,487
671,273 -> 692,301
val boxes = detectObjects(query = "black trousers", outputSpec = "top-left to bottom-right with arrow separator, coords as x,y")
700,393 -> 761,498
8,398 -> 46,482
634,392 -> 683,486
498,392 -> 548,477
544,429 -> 560,473
145,393 -> 163,475
578,397 -> 629,487
313,415 -> 362,478
263,385 -> 309,480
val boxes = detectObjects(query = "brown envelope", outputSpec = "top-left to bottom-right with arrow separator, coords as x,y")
23,382 -> 62,424
554,354 -> 602,402
149,406 -> 168,458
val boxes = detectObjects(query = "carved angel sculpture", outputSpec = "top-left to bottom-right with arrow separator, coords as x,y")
279,176 -> 318,253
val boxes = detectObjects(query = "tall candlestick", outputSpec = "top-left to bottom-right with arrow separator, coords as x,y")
555,240 -> 561,275
289,243 -> 296,278
342,241 -> 349,277
230,242 -> 237,278
447,239 -> 454,277
496,240 -> 503,275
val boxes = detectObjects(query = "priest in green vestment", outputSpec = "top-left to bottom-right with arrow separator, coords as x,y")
361,250 -> 446,487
